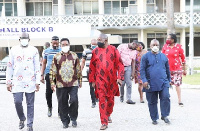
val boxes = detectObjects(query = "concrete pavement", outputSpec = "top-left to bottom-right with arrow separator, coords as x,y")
0,81 -> 200,131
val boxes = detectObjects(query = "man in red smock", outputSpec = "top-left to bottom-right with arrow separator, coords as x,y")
89,34 -> 124,130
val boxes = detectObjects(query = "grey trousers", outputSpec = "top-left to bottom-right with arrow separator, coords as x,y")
120,66 -> 132,100
13,92 -> 35,127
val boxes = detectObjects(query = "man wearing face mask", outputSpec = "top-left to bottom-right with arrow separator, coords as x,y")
140,39 -> 171,125
6,32 -> 40,131
89,34 -> 124,130
117,40 -> 138,104
40,36 -> 61,117
49,38 -> 82,128
81,39 -> 98,108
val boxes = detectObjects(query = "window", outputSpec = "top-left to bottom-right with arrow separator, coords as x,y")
146,0 -> 167,13
65,0 -> 73,15
186,0 -> 200,12
112,34 -> 138,43
26,2 -> 52,16
121,1 -> 128,14
74,0 -> 98,15
129,0 -> 137,14
0,0 -> 17,16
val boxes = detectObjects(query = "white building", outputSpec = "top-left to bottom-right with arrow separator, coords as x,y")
0,0 -> 200,66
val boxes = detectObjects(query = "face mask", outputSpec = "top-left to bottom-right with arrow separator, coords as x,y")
152,46 -> 159,53
97,42 -> 105,48
62,46 -> 70,53
20,39 -> 29,47
91,45 -> 97,49
166,40 -> 171,45
53,46 -> 58,49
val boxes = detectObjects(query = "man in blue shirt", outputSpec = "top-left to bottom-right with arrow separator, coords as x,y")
40,36 -> 61,117
140,39 -> 171,125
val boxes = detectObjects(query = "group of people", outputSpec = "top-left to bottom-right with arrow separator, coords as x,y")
6,32 -> 186,131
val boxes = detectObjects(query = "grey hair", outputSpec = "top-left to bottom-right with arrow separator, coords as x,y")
150,39 -> 159,46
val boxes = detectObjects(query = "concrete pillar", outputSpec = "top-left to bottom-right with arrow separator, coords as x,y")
180,0 -> 185,12
181,29 -> 186,56
17,0 -> 26,16
58,0 -> 65,15
138,0 -> 146,13
99,0 -> 104,14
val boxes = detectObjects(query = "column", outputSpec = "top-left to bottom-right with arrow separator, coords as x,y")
180,0 -> 185,12
58,0 -> 65,16
181,29 -> 186,56
98,0 -> 104,27
17,0 -> 26,16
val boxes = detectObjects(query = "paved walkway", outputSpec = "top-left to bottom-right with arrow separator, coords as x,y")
0,81 -> 200,131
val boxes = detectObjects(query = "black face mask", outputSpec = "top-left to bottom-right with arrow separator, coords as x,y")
97,42 -> 105,48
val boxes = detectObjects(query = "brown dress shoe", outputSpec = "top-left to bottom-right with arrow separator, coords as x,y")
100,124 -> 108,130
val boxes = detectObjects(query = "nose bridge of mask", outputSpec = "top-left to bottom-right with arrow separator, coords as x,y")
21,39 -> 29,46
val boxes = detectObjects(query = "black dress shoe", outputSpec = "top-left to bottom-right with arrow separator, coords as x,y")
72,121 -> 77,127
91,103 -> 96,108
120,96 -> 124,102
19,119 -> 25,129
161,117 -> 170,124
63,122 -> 68,128
48,107 -> 52,117
152,120 -> 158,125
27,126 -> 33,131
126,100 -> 136,104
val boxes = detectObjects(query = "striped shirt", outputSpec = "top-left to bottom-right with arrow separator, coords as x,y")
43,47 -> 61,74
82,47 -> 93,72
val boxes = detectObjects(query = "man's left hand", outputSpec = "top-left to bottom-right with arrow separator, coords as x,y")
35,84 -> 40,92
117,79 -> 122,86
131,74 -> 134,80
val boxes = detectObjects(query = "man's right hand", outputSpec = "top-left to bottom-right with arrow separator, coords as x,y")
51,85 -> 56,92
7,84 -> 12,92
40,75 -> 45,84
143,82 -> 148,89
92,82 -> 95,88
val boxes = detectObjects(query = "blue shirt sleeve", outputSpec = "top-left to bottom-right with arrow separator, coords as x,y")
164,55 -> 171,82
140,53 -> 148,83
43,49 -> 48,60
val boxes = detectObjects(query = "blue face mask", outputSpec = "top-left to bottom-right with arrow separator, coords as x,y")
91,45 -> 97,49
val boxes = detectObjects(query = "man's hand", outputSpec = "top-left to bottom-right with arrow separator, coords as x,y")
40,75 -> 45,84
7,84 -> 12,92
92,82 -> 95,88
183,70 -> 187,76
131,73 -> 134,81
117,79 -> 122,86
35,84 -> 40,92
51,85 -> 56,92
143,82 -> 148,89
79,83 -> 82,88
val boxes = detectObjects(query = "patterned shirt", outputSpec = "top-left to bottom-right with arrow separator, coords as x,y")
117,44 -> 137,66
6,45 -> 40,93
43,47 -> 61,74
49,51 -> 82,88
162,43 -> 186,71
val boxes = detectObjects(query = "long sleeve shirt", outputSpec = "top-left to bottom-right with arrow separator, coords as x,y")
89,45 -> 124,97
162,43 -> 186,71
140,51 -> 171,92
6,45 -> 40,93
49,51 -> 82,88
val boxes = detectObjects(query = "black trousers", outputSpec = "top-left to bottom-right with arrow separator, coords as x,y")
45,74 -> 53,108
56,86 -> 79,124
89,83 -> 96,104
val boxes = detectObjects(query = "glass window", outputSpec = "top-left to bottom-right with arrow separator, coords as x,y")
5,3 -> 12,16
44,2 -> 52,16
65,0 -> 72,4
35,2 -> 43,16
104,1 -> 111,14
14,3 -> 17,16
112,1 -> 120,14
5,0 -> 12,2
53,0 -> 58,4
74,2 -> 82,14
147,4 -> 154,13
26,3 -> 34,16
53,5 -> 58,15
0,3 -> 3,16
129,0 -> 137,4
83,2 -> 91,14
147,0 -> 154,4
92,1 -> 98,14
121,1 -> 128,14
65,5 -> 73,15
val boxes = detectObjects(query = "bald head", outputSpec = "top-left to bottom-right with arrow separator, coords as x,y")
19,32 -> 29,39
91,39 -> 97,45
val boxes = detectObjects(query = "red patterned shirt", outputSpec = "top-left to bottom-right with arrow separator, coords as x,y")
162,43 -> 186,71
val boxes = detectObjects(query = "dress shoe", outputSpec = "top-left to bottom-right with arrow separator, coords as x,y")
91,103 -> 96,108
72,121 -> 77,127
161,117 -> 170,124
126,100 -> 136,104
152,120 -> 158,125
19,119 -> 25,129
62,122 -> 68,128
100,124 -> 108,130
27,126 -> 33,131
120,96 -> 124,102
48,107 -> 52,117
96,98 -> 99,102
179,102 -> 184,107
108,117 -> 112,123
140,100 -> 145,103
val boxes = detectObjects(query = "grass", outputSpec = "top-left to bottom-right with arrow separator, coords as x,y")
182,73 -> 200,85
194,67 -> 200,70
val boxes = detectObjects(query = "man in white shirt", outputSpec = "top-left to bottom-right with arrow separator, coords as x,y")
6,32 -> 40,131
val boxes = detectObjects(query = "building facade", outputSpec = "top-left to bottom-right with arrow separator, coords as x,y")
0,0 -> 200,66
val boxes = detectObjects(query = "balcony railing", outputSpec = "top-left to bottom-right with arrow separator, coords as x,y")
0,12 -> 200,28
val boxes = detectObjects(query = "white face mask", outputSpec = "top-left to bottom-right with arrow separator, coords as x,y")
20,39 -> 29,47
152,46 -> 159,53
62,46 -> 70,53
